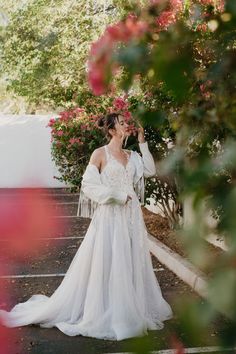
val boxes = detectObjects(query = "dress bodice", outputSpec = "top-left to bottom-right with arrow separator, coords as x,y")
101,145 -> 136,196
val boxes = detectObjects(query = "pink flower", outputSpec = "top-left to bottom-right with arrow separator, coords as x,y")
200,83 -> 205,92
46,118 -> 56,127
200,80 -> 212,99
126,123 -> 138,136
154,0 -> 184,31
113,97 -> 129,110
87,16 -> 148,95
0,190 -> 64,256
0,321 -> 17,354
88,65 -> 107,96
69,138 -> 76,144
69,138 -> 83,145
196,23 -> 208,32
197,0 -> 225,12
80,124 -> 89,130
170,0 -> 183,12
123,111 -> 132,120
106,23 -> 128,42
57,130 -> 64,137
106,18 -> 148,43
124,18 -> 148,40
156,11 -> 176,30
170,333 -> 185,354
75,107 -> 85,113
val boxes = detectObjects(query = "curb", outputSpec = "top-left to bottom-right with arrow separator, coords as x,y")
205,233 -> 228,252
148,233 -> 233,321
147,233 -> 208,298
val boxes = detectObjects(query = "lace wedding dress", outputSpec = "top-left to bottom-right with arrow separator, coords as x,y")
0,142 -> 173,341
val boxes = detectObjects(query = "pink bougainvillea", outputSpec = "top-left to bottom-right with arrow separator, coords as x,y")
196,22 -> 208,32
88,16 -> 148,96
155,0 -> 184,31
170,332 -> 185,354
87,0 -> 225,96
156,10 -> 176,30
0,190 -> 67,352
0,190 -> 65,256
113,97 -> 129,111
68,138 -> 84,147
197,0 -> 225,12
200,79 -> 212,99
47,118 -> 56,127
87,0 -> 186,95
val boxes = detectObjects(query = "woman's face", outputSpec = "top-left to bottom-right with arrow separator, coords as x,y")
113,115 -> 130,138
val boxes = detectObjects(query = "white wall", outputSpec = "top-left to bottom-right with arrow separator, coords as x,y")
0,114 -> 67,188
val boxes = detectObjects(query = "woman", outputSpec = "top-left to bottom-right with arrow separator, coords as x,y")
0,112 -> 173,341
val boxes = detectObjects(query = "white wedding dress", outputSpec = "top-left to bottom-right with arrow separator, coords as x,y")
0,142 -> 173,341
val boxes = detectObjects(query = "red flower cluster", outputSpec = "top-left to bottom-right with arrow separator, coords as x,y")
155,0 -> 183,30
196,22 -> 208,32
69,137 -> 84,147
113,97 -> 129,111
200,79 -> 212,99
88,16 -> 148,96
47,118 -> 56,127
197,0 -> 225,12
110,97 -> 138,136
87,1 -> 186,95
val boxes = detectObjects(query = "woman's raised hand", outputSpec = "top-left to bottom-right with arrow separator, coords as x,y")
137,122 -> 145,143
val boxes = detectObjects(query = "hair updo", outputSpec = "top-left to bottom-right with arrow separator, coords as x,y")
97,112 -> 120,140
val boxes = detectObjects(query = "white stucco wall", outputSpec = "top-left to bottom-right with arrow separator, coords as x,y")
0,114 -> 67,188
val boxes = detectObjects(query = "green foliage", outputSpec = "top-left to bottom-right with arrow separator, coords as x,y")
0,0 -> 120,109
90,0 -> 236,348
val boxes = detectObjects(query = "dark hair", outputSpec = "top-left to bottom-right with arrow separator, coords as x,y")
97,112 -> 121,140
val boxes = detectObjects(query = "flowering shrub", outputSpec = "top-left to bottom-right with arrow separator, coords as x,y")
87,0 -> 225,99
88,14 -> 149,95
47,96 -> 139,191
86,0 -> 236,349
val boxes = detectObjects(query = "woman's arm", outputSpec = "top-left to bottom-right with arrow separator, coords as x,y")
81,148 -> 128,205
137,125 -> 156,178
138,142 -> 156,178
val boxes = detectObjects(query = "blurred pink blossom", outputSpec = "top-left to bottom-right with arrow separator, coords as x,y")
56,130 -> 64,137
156,11 -> 176,29
113,97 -> 129,111
198,0 -> 225,11
88,16 -> 148,95
0,190 -> 65,257
46,118 -> 56,128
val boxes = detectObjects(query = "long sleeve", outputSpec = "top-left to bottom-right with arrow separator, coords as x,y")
81,164 -> 128,205
138,141 -> 156,177
77,163 -> 128,218
132,142 -> 156,206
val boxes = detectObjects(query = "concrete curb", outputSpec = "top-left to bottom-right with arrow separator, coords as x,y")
147,233 -> 208,298
205,233 -> 229,252
148,233 -> 235,321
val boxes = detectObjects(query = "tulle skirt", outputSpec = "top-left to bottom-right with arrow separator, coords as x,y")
0,197 -> 173,341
